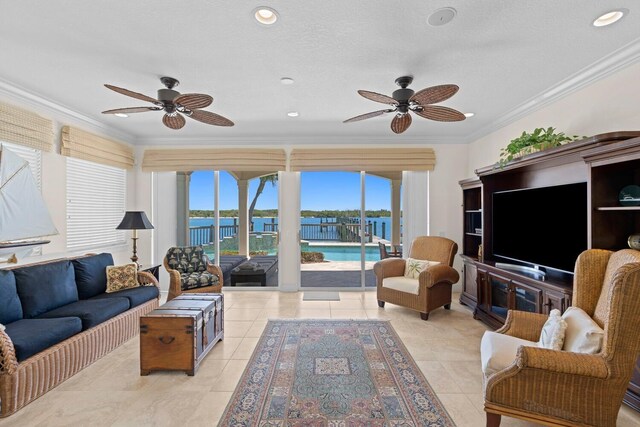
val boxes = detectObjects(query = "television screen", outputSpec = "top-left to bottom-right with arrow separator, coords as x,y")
492,182 -> 587,274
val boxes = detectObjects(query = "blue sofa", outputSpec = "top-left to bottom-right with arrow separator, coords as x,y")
0,253 -> 160,417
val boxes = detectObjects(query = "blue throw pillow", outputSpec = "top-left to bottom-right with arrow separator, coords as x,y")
72,253 -> 114,299
14,260 -> 79,318
0,270 -> 23,324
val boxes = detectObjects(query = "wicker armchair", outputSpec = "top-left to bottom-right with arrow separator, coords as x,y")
164,246 -> 223,301
374,236 -> 459,320
484,249 -> 640,427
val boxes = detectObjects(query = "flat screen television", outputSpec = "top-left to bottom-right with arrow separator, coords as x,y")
492,182 -> 587,274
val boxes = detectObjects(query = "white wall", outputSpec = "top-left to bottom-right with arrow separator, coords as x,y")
0,93 -> 137,267
466,61 -> 640,176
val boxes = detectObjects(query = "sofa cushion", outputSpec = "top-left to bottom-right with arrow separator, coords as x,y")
91,285 -> 159,308
0,270 -> 22,324
37,298 -> 130,330
166,246 -> 208,274
3,318 -> 83,362
480,331 -> 538,377
72,253 -> 114,299
181,271 -> 219,290
382,276 -> 420,295
14,260 -> 79,318
106,263 -> 138,293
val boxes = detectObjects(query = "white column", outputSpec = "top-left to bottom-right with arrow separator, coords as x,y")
401,171 -> 430,257
237,179 -> 249,256
391,178 -> 402,247
278,171 -> 300,291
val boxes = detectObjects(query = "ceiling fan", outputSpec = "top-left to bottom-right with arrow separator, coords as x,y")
102,77 -> 234,130
344,76 -> 465,134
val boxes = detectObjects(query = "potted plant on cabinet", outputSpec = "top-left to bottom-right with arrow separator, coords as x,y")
497,127 -> 584,167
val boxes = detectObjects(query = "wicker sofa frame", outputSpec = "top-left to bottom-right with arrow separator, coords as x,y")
0,257 -> 160,418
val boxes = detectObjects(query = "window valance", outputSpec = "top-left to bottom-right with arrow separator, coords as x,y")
60,126 -> 134,170
289,148 -> 436,172
0,102 -> 54,151
142,148 -> 287,173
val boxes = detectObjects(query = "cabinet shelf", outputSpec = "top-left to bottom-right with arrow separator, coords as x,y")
595,206 -> 640,211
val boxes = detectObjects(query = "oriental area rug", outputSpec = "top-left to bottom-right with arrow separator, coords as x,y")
218,319 -> 455,426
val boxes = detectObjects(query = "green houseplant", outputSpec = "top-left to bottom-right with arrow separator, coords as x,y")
497,127 -> 584,167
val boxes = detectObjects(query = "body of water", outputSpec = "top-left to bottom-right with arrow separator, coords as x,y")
304,244 -> 380,262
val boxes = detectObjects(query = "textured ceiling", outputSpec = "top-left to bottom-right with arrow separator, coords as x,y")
0,1 -> 638,144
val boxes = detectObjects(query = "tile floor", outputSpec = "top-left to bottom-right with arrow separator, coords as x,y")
2,291 -> 639,426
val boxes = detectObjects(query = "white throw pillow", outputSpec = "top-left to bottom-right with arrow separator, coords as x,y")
538,309 -> 567,350
561,307 -> 604,354
404,258 -> 440,279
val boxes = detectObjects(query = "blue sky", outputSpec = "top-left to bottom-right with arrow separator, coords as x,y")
189,171 -> 392,211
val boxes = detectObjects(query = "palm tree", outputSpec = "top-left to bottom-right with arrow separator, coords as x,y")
248,173 -> 278,230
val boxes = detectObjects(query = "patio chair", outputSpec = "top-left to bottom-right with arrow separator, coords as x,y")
374,236 -> 459,320
164,246 -> 223,301
378,242 -> 402,259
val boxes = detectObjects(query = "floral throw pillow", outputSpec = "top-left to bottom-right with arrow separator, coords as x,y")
106,264 -> 139,293
404,258 -> 440,279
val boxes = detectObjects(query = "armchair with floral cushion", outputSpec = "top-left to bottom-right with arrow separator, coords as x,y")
374,236 -> 459,320
164,246 -> 223,301
482,249 -> 640,427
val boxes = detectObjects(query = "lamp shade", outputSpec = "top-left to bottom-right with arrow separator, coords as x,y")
116,211 -> 154,230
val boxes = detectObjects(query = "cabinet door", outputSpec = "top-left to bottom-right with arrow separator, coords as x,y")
486,273 -> 511,321
463,262 -> 478,303
511,280 -> 543,314
543,291 -> 567,314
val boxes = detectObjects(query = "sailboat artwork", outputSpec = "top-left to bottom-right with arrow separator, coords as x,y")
0,144 -> 58,263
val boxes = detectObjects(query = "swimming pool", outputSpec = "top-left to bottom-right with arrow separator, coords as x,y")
303,244 -> 380,262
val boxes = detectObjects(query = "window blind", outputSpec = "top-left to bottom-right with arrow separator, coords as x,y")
142,148 -> 286,172
61,126 -> 135,169
289,148 -> 436,172
66,157 -> 126,250
0,102 -> 54,151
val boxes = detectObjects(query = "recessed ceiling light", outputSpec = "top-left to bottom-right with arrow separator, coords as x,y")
464,112 -> 475,118
593,9 -> 627,27
287,111 -> 299,117
114,113 -> 128,118
254,7 -> 278,25
427,7 -> 457,26
280,77 -> 294,85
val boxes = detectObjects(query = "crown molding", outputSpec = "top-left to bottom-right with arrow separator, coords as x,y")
466,36 -> 640,144
135,134 -> 466,147
0,77 -> 136,144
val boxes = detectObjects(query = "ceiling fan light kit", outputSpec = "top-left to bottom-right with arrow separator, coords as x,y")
102,76 -> 234,130
344,75 -> 466,134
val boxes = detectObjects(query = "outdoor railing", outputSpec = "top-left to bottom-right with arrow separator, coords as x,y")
190,225 -> 238,245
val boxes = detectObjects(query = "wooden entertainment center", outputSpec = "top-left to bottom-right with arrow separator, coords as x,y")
459,131 -> 640,411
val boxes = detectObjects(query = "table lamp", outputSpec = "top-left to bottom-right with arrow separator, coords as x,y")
116,211 -> 154,268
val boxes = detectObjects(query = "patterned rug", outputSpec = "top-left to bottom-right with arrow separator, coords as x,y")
219,319 -> 455,426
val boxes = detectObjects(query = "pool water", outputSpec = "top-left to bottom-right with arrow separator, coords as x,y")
304,245 -> 380,262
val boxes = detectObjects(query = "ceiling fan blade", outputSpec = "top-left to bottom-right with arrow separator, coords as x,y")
390,113 -> 412,134
343,109 -> 391,123
188,110 -> 234,126
358,90 -> 398,105
410,84 -> 459,105
414,105 -> 466,122
104,84 -> 161,105
102,106 -> 161,114
162,113 -> 186,130
174,93 -> 213,110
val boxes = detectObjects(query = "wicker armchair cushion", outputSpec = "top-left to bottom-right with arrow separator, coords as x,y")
3,317 -> 83,362
91,285 -> 159,308
37,298 -> 130,330
382,276 -> 420,295
180,271 -> 220,291
561,307 -> 604,353
166,246 -> 208,274
404,258 -> 440,279
481,331 -> 538,376
13,260 -> 79,318
0,270 -> 22,324
72,252 -> 114,299
537,309 -> 567,350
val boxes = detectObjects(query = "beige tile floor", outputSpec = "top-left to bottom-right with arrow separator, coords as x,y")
2,291 -> 640,427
